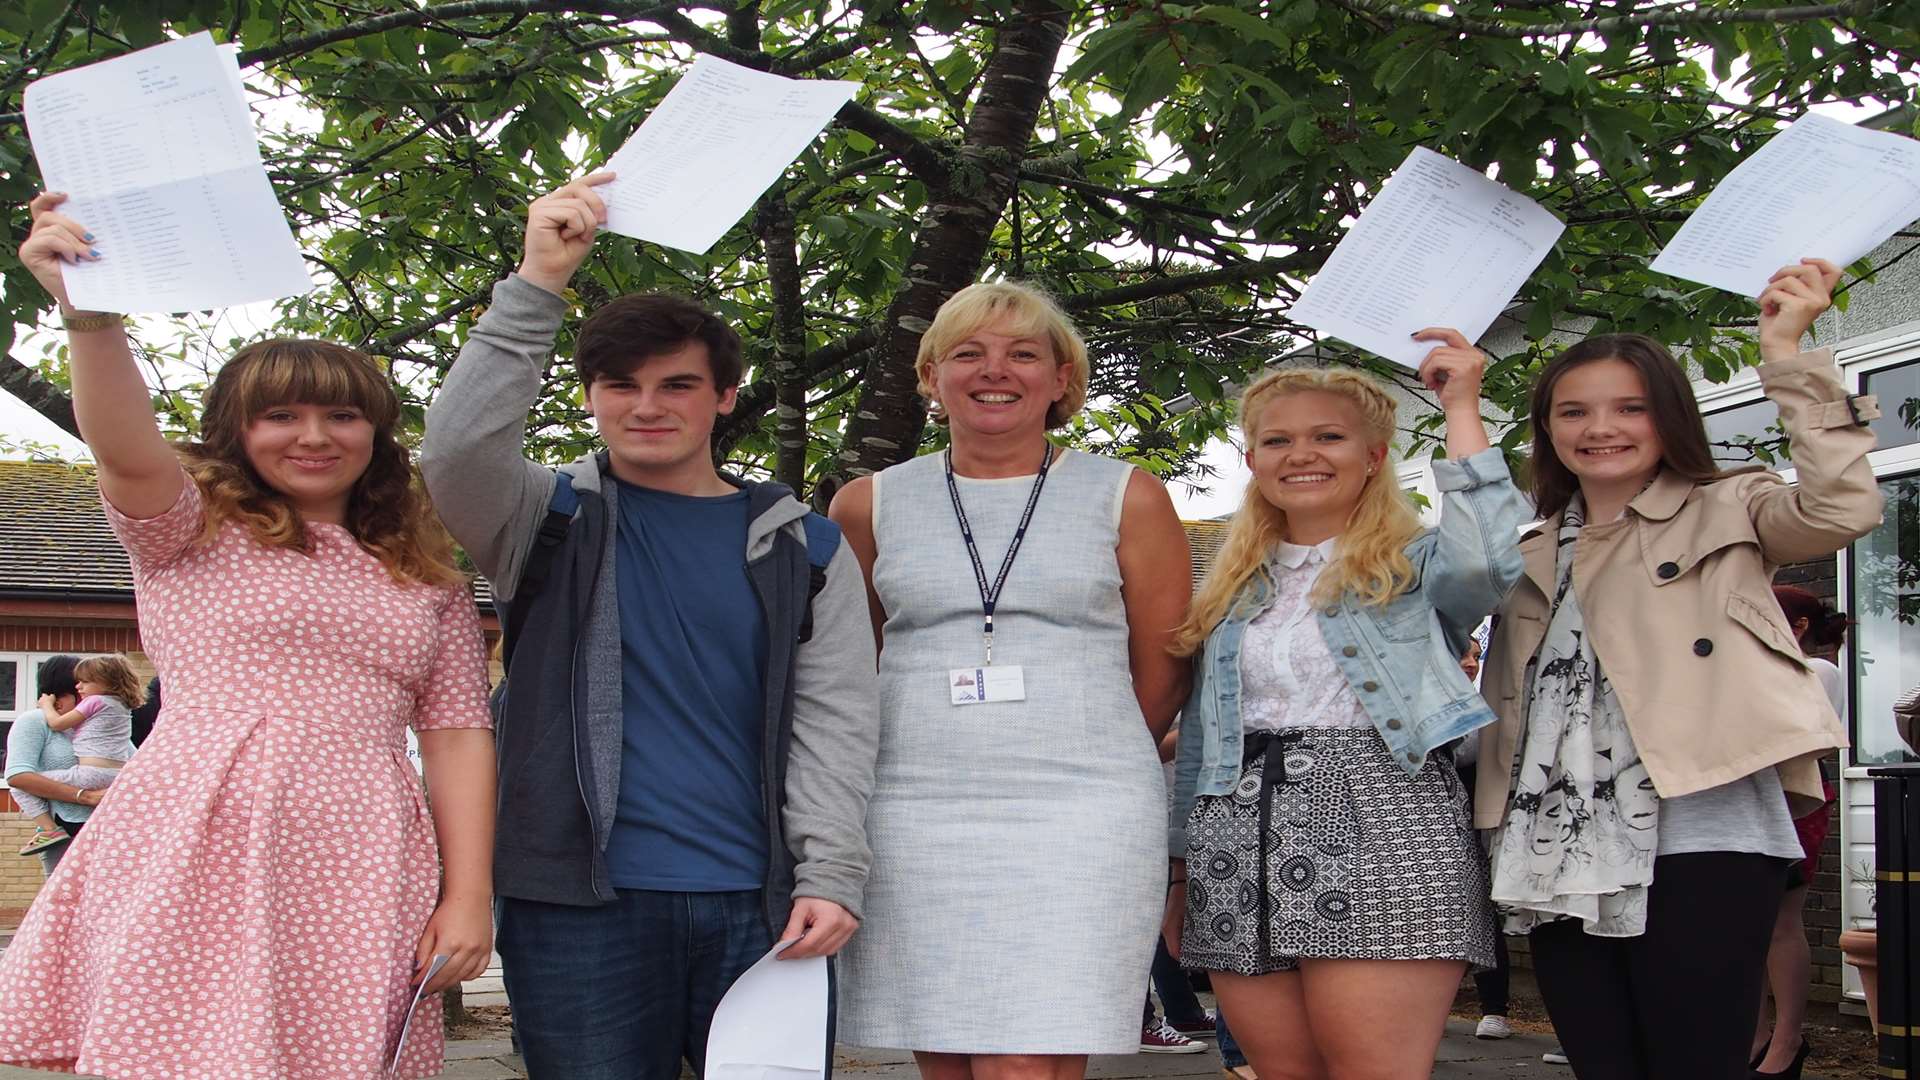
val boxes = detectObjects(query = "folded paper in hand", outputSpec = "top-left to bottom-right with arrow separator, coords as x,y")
389,954 -> 449,1077
704,939 -> 830,1080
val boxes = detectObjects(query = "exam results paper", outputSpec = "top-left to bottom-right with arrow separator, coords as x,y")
24,32 -> 312,314
598,54 -> 859,255
1287,147 -> 1565,370
1650,112 -> 1920,298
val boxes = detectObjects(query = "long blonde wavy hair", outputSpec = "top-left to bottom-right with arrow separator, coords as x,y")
1171,368 -> 1423,656
179,340 -> 464,589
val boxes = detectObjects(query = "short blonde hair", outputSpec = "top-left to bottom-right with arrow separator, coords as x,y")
915,282 -> 1090,429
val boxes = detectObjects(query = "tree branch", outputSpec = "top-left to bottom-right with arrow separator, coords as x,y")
364,286 -> 497,359
834,101 -> 952,187
1321,0 -> 1877,39
243,1 -> 680,65
1061,254 -> 1322,312
1,352 -> 79,438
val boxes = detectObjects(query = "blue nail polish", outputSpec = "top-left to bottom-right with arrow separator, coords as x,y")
89,248 -> 100,257
82,232 -> 94,241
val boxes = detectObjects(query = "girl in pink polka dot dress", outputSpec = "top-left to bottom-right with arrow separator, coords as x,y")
1,194 -> 499,1079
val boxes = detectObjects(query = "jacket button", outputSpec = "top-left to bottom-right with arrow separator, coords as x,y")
1693,638 -> 1713,656
1341,645 -> 1358,658
1657,561 -> 1679,580
1406,752 -> 1420,763
1386,718 -> 1402,730
1324,607 -> 1339,617
1363,681 -> 1379,692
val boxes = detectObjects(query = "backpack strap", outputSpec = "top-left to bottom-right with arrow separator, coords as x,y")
500,471 -> 579,668
796,513 -> 842,644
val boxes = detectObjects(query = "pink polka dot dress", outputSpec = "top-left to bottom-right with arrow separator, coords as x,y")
0,478 -> 492,1079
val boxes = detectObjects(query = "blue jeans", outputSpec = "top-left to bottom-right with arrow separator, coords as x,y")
1218,1011 -> 1245,1069
498,889 -> 772,1080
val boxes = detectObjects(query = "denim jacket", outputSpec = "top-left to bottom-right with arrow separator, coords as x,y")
1168,447 -> 1528,856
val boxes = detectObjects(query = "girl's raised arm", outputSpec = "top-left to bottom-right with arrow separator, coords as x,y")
20,192 -> 183,518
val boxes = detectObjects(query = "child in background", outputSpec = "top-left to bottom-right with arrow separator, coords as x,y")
23,654 -> 143,855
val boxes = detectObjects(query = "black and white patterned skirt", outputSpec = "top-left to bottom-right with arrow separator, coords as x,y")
1180,726 -> 1497,976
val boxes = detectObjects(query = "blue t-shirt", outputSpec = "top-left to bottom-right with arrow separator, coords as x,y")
604,479 -> 770,891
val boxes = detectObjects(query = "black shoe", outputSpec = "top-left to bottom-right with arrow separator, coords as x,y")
1752,1038 -> 1811,1080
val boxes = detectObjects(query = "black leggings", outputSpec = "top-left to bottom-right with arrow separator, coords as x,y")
1529,851 -> 1791,1080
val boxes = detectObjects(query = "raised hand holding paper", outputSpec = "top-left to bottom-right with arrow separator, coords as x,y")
1650,113 -> 1920,298
599,54 -> 858,255
23,32 -> 313,313
1287,147 -> 1565,370
704,939 -> 829,1080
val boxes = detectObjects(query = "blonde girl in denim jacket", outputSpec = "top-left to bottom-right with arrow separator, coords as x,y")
1165,330 -> 1526,1080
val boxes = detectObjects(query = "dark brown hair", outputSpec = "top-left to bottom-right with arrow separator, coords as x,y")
1772,585 -> 1850,650
575,294 -> 743,389
1528,333 -> 1720,519
180,339 -> 463,588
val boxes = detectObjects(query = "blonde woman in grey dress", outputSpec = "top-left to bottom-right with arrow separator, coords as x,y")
829,282 -> 1193,1080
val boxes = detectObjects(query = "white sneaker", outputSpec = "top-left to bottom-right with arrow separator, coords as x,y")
1475,1015 -> 1513,1040
1542,1047 -> 1570,1065
1140,1018 -> 1208,1054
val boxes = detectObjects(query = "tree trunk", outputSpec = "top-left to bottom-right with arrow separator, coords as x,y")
755,188 -> 811,495
832,0 -> 1071,478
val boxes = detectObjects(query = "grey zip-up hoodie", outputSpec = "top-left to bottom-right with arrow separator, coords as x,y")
420,274 -> 879,928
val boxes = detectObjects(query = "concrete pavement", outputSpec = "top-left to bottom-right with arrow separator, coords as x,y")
0,950 -> 1841,1078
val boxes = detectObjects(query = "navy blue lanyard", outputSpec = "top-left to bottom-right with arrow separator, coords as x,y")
943,444 -> 1054,665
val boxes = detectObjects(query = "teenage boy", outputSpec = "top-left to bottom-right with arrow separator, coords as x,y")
422,173 -> 878,1080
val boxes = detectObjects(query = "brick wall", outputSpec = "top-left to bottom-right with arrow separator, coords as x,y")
0,795 -> 51,920
0,621 -> 143,653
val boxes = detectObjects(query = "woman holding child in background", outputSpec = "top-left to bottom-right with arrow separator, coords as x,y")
1166,329 -> 1527,1080
16,654 -> 142,856
1476,259 -> 1881,1080
0,193 -> 498,1080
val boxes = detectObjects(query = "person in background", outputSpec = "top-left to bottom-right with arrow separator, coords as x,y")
129,676 -> 161,748
1452,634 -> 1516,1041
1477,259 -> 1879,1080
1749,585 -> 1848,1079
20,654 -> 142,855
4,656 -> 97,875
1144,726 -> 1212,1054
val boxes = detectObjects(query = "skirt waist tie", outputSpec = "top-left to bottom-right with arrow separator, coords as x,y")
1243,728 -> 1304,970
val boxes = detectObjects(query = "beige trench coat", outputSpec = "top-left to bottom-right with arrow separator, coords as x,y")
1474,349 -> 1883,828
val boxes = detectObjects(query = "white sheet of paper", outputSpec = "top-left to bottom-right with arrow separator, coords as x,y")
598,54 -> 858,254
23,32 -> 312,313
1650,113 -> 1920,298
705,939 -> 829,1080
388,954 -> 449,1076
1287,146 -> 1566,370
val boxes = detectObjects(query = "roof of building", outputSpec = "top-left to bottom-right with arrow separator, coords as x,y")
1183,519 -> 1228,586
0,460 -> 494,607
0,460 -> 131,600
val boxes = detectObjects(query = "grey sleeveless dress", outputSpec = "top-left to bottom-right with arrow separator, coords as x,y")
836,449 -> 1164,1054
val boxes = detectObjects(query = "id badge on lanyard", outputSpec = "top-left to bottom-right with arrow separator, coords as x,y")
943,444 -> 1051,706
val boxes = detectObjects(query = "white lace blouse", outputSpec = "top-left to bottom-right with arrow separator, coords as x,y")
1238,538 -> 1373,731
